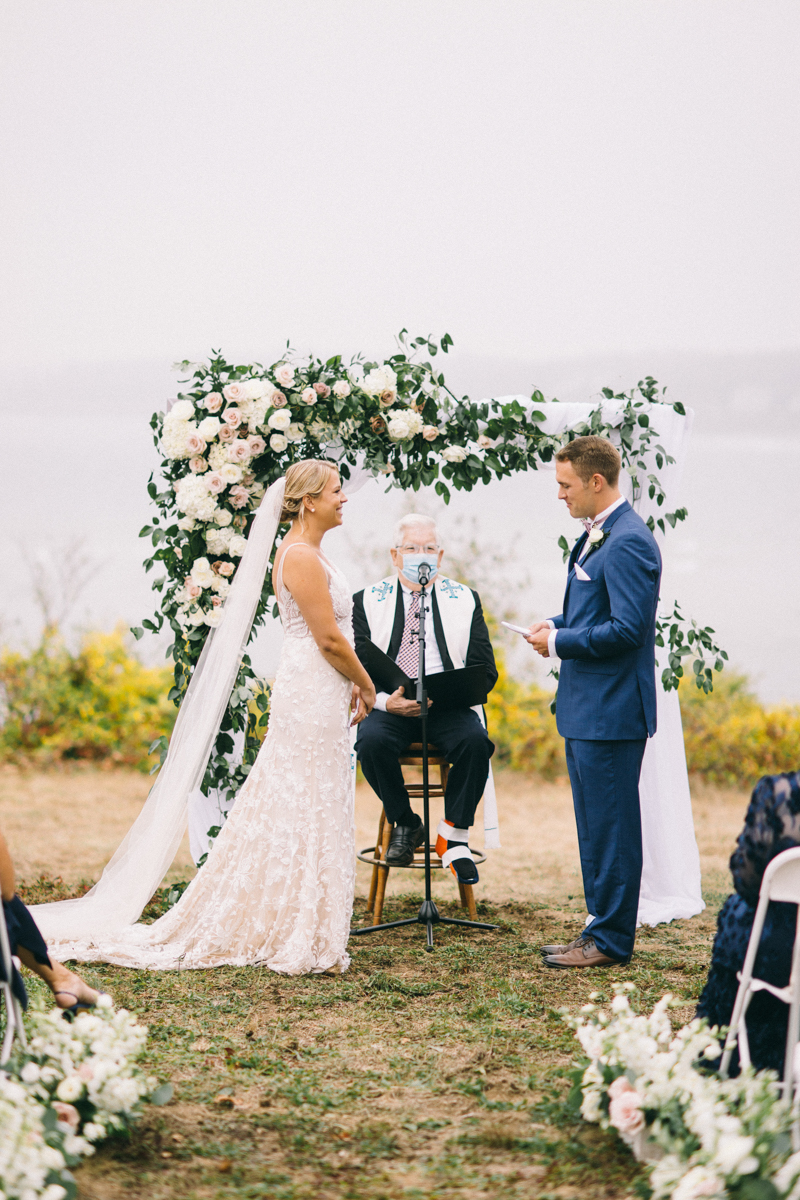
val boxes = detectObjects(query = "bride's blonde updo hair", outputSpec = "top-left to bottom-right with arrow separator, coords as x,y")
280,459 -> 338,525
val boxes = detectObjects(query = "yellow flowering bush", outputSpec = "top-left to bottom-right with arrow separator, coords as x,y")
486,655 -> 567,778
679,672 -> 800,786
0,627 -> 175,769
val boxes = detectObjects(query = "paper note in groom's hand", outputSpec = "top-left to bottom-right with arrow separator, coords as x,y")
357,639 -> 489,711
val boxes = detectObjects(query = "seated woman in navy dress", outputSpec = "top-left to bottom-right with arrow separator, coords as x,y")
697,770 -> 800,1074
1,826 -> 99,1014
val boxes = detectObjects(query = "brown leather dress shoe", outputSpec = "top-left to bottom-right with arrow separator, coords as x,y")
539,935 -> 588,957
542,938 -> 628,969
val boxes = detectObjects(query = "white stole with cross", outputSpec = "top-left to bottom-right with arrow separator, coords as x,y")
361,574 -> 501,849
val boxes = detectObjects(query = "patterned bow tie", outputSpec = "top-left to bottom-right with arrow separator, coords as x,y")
582,518 -> 599,534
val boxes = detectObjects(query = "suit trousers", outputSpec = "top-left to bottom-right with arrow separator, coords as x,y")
356,707 -> 494,830
564,737 -> 646,962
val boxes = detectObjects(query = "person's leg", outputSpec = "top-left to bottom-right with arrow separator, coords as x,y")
428,709 -> 494,829
16,946 -> 100,1011
570,738 -> 646,963
356,709 -> 421,826
565,738 -> 596,922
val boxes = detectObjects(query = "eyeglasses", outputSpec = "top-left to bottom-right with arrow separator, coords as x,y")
397,544 -> 439,554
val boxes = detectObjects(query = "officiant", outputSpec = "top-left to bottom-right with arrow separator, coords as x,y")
353,514 -> 497,884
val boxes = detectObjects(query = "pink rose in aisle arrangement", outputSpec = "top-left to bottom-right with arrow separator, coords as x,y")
222,383 -> 247,403
247,435 -> 266,457
213,561 -> 235,578
229,486 -> 250,509
189,456 -> 207,473
228,440 -> 252,463
422,425 -> 439,441
206,472 -> 226,494
313,382 -> 331,398
53,1102 -> 80,1129
223,407 -> 242,428
274,363 -> 295,387
301,387 -> 317,406
186,432 -> 205,455
271,391 -> 287,408
218,424 -> 236,443
203,392 -> 223,412
608,1089 -> 645,1135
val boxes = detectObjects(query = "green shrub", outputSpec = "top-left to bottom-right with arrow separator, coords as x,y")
0,627 -> 176,769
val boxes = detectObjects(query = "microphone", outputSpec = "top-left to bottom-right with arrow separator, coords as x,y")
417,562 -> 432,587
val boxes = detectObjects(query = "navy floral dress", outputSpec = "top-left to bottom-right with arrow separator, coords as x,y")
697,771 -> 800,1074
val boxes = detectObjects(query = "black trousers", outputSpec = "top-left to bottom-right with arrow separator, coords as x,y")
356,707 -> 494,829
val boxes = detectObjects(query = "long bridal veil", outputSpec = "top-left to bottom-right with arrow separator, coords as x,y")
32,477 -> 287,944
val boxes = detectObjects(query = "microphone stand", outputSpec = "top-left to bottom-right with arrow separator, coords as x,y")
353,567 -> 498,951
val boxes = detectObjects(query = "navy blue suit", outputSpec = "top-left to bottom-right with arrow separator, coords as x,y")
551,500 -> 661,961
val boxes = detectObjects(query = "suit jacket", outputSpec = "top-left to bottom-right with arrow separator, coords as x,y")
352,584 -> 498,692
551,500 -> 662,741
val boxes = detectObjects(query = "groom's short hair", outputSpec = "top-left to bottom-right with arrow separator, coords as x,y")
555,436 -> 621,486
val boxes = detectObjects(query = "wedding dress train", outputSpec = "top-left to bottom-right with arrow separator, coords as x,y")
40,548 -> 356,975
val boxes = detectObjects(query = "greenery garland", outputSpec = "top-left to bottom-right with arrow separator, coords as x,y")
136,331 -> 725,817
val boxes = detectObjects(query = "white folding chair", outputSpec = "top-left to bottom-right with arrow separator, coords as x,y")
720,846 -> 800,1142
0,903 -> 27,1064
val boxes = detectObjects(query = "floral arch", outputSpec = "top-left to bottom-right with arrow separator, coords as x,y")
136,331 -> 724,816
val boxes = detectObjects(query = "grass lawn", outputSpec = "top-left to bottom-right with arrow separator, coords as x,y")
6,769 -> 746,1200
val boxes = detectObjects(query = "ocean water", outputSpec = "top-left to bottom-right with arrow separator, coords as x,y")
2,357 -> 798,703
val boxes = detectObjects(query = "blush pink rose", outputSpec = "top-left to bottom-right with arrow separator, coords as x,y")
229,485 -> 250,509
189,456 -> 207,473
206,472 -> 226,494
53,1102 -> 80,1129
422,425 -> 439,441
609,1090 -> 644,1135
247,435 -> 266,457
313,381 -> 331,398
608,1077 -> 636,1101
228,440 -> 252,463
186,581 -> 202,599
78,1063 -> 95,1082
215,561 -> 235,577
270,391 -> 287,408
204,392 -> 223,413
301,387 -> 317,406
212,595 -> 223,607
274,363 -> 295,387
223,382 -> 247,403
222,407 -> 242,428
218,424 -> 236,443
185,432 -> 205,455
477,434 -> 493,449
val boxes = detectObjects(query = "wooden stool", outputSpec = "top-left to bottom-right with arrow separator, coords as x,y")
357,743 -> 486,924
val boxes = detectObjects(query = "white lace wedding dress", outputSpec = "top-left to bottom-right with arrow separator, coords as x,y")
44,547 -> 356,976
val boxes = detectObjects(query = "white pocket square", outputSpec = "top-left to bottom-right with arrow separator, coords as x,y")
574,563 -> 592,581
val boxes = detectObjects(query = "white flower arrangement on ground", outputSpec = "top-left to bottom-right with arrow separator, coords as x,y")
1,997 -> 166,1200
565,984 -> 800,1199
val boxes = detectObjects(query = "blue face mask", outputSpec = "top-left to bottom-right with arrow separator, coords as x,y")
401,554 -> 439,585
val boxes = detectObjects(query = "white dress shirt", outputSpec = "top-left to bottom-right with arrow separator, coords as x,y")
374,581 -> 444,711
547,495 -> 626,660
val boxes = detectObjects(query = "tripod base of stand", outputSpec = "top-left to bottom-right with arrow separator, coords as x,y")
352,898 -> 498,951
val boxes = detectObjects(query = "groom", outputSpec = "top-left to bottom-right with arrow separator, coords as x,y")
526,435 -> 661,969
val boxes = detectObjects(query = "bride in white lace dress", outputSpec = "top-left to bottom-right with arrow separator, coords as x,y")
37,461 -> 375,976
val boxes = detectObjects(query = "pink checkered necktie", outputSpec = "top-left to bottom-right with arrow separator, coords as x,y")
395,590 -> 421,678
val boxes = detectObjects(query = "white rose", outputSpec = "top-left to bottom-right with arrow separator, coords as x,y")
177,516 -> 196,532
442,445 -> 467,463
274,363 -> 295,386
301,387 -> 317,406
362,365 -> 397,396
197,416 -> 222,441
187,608 -> 207,626
332,380 -> 351,399
204,609 -> 224,628
189,557 -> 215,588
268,409 -> 292,430
20,1062 -> 41,1082
588,526 -> 605,544
219,463 -> 244,484
286,423 -> 305,443
386,408 -> 423,441
713,1135 -> 756,1177
229,534 -> 248,557
243,379 -> 273,400
205,527 -> 233,555
214,509 -> 233,527
83,1122 -> 107,1142
169,399 -> 194,421
210,577 -> 231,598
270,433 -> 288,451
56,1075 -> 85,1102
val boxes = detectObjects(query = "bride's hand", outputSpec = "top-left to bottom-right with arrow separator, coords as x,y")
350,684 -> 375,726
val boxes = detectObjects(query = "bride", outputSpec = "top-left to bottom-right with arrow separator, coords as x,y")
32,459 -> 376,976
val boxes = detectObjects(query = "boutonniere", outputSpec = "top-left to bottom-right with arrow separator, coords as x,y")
582,526 -> 610,558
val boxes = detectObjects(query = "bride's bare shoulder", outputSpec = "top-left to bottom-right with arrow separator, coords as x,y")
275,541 -> 325,581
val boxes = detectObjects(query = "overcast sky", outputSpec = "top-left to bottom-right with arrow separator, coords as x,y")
2,1 -> 799,370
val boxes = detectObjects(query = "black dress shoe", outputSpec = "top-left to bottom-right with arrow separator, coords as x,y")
385,821 -> 426,866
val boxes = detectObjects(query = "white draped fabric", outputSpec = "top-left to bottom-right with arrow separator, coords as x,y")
492,397 -> 704,927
